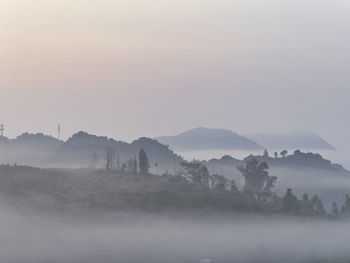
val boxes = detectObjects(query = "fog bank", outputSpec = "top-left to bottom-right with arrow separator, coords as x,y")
0,205 -> 349,263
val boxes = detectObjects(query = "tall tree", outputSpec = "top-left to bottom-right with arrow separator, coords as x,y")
139,149 -> 150,175
263,149 -> 269,157
280,150 -> 288,158
105,146 -> 114,170
181,161 -> 210,186
310,195 -> 325,216
300,193 -> 313,216
210,174 -> 229,191
341,194 -> 350,217
282,188 -> 300,213
237,159 -> 276,193
133,156 -> 138,174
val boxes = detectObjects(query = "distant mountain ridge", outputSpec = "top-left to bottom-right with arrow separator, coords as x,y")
156,127 -> 263,151
247,131 -> 336,151
0,130 -> 345,177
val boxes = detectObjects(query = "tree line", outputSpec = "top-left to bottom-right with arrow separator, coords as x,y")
175,158 -> 350,219
104,147 -> 150,175
102,147 -> 350,218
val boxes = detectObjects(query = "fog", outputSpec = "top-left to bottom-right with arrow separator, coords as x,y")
0,204 -> 347,263
206,161 -> 350,209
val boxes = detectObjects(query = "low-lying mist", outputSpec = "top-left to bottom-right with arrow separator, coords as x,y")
0,204 -> 349,263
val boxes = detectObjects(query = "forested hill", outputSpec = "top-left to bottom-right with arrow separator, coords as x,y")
205,150 -> 349,174
0,132 -> 347,176
0,132 -> 183,170
55,132 -> 183,170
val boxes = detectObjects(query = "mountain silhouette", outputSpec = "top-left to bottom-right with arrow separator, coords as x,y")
247,131 -> 336,151
156,127 -> 263,151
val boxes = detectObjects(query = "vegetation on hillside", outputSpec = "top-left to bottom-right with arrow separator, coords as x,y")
0,149 -> 349,219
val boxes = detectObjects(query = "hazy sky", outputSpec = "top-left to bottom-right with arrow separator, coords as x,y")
1,0 -> 349,148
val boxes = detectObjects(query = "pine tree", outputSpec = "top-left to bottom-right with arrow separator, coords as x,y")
139,149 -> 150,175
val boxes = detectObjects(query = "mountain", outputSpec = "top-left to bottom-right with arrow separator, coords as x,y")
156,127 -> 263,151
247,131 -> 336,151
0,133 -> 62,148
15,132 -> 62,149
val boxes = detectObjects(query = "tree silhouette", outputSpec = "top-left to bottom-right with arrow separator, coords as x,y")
237,159 -> 276,193
133,156 -> 138,174
181,161 -> 210,186
282,188 -> 300,213
139,149 -> 150,175
310,195 -> 325,215
341,194 -> 350,217
263,149 -> 269,157
210,174 -> 229,191
280,150 -> 288,158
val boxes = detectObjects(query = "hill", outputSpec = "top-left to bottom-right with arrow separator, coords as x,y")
247,131 -> 336,151
156,127 -> 263,151
205,150 -> 350,208
205,150 -> 349,178
0,133 -> 62,166
0,132 -> 183,171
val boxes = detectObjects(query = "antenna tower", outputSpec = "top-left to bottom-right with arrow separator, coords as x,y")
0,124 -> 4,138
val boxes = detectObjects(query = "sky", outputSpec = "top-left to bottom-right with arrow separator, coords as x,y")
1,0 -> 350,150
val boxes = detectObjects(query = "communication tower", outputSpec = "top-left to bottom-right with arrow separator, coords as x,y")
0,124 -> 4,138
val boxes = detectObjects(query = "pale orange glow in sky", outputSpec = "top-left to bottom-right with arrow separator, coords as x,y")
1,0 -> 350,157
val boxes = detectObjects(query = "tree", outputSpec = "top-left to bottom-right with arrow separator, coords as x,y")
341,194 -> 350,217
310,195 -> 325,216
210,174 -> 229,191
229,179 -> 239,193
294,150 -> 302,155
263,175 -> 278,193
300,193 -> 313,216
237,159 -> 277,193
263,149 -> 269,157
139,149 -> 150,175
282,188 -> 300,213
280,150 -> 288,158
105,146 -> 114,170
274,152 -> 278,159
133,156 -> 138,174
181,161 -> 210,186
